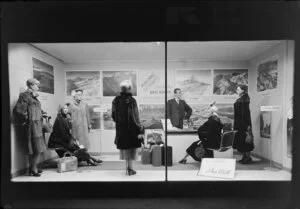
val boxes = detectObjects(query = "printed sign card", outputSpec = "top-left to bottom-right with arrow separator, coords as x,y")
198,158 -> 236,179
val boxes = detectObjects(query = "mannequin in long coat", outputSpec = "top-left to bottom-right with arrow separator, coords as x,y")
13,78 -> 47,176
233,85 -> 254,164
112,80 -> 144,175
68,89 -> 91,150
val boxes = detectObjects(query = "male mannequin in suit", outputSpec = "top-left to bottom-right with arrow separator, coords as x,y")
167,88 -> 192,129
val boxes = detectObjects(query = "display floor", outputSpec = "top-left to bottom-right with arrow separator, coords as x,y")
12,154 -> 291,182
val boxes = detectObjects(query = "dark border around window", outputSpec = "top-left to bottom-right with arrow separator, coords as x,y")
1,2 -> 300,207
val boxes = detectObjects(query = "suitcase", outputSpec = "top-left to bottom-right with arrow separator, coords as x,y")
151,145 -> 162,166
141,147 -> 151,164
57,154 -> 78,173
162,146 -> 173,166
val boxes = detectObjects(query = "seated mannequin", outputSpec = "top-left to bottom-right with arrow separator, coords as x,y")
48,104 -> 103,166
179,102 -> 224,164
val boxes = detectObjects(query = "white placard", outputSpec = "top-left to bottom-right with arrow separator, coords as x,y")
198,158 -> 236,179
260,106 -> 281,112
161,119 -> 174,131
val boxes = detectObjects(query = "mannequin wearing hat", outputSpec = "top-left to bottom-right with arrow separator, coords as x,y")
68,89 -> 92,150
13,78 -> 48,176
179,102 -> 223,164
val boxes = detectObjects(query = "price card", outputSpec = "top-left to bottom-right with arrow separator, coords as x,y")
198,158 -> 236,179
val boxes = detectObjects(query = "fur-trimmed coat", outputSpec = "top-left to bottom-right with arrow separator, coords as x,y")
13,89 -> 47,154
233,93 -> 254,152
112,92 -> 143,150
197,114 -> 224,149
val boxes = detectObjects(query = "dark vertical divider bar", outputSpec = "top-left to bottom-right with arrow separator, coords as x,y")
292,37 -> 300,207
165,41 -> 168,182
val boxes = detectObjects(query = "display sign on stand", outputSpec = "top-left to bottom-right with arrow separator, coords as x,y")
197,158 -> 236,179
260,106 -> 281,171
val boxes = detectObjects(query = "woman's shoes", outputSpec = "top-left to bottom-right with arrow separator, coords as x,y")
238,156 -> 246,163
87,160 -> 98,166
241,156 -> 252,164
94,159 -> 103,164
126,168 -> 137,176
29,169 -> 41,177
38,168 -> 43,173
179,159 -> 187,164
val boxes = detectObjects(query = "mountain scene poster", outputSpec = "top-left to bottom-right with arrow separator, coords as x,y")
257,58 -> 278,92
139,104 -> 165,129
175,70 -> 212,99
260,111 -> 271,138
103,71 -> 137,96
32,57 -> 54,94
66,71 -> 100,97
213,69 -> 248,95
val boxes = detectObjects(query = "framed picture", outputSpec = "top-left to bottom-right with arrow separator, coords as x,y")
103,71 -> 137,96
32,57 -> 54,94
257,56 -> 278,92
175,69 -> 212,99
213,69 -> 248,95
139,104 -> 165,129
66,71 -> 101,97
260,111 -> 271,138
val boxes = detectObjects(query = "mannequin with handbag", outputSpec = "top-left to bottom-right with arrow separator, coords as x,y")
233,85 -> 254,164
179,102 -> 223,164
48,104 -> 103,166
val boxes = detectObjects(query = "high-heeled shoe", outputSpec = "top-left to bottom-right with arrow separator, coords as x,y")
179,159 -> 187,164
241,156 -> 252,164
29,170 -> 41,177
238,156 -> 246,163
93,159 -> 103,164
126,168 -> 136,176
87,160 -> 98,166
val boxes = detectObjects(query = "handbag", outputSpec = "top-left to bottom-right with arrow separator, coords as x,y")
194,141 -> 206,160
245,131 -> 254,144
57,152 -> 78,173
42,116 -> 53,133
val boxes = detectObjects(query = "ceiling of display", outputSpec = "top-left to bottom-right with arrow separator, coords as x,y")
31,41 -> 282,63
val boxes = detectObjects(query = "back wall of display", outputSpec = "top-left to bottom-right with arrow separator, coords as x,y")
63,60 -> 248,154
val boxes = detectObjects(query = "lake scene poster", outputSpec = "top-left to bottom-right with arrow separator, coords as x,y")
139,104 -> 165,129
66,71 -> 100,97
32,57 -> 54,94
175,70 -> 212,99
103,71 -> 137,96
213,69 -> 248,95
